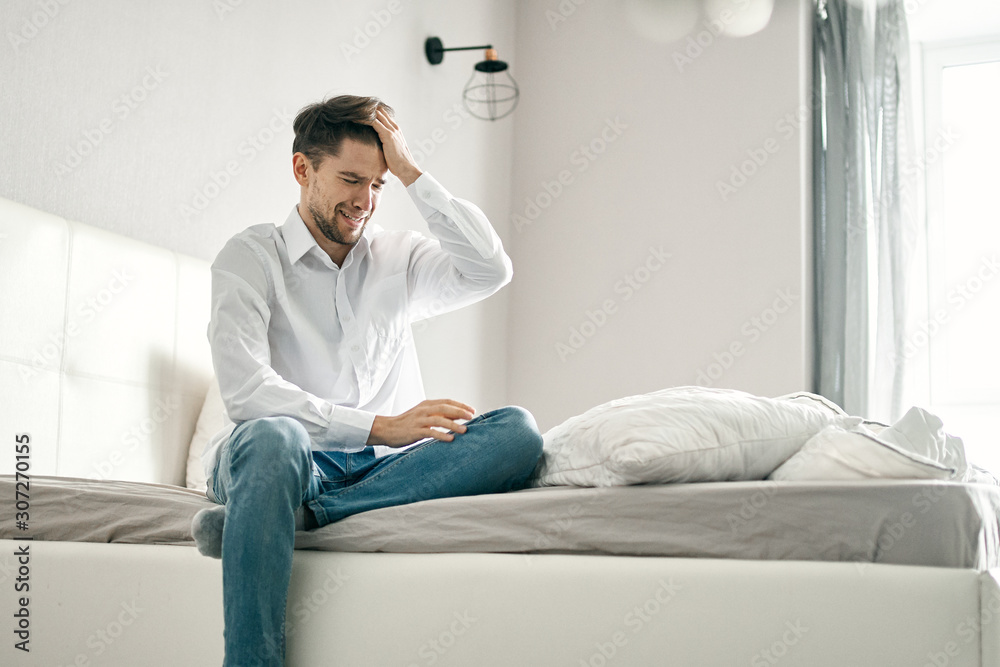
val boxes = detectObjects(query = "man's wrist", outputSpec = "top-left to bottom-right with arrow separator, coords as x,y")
366,415 -> 387,446
398,167 -> 423,188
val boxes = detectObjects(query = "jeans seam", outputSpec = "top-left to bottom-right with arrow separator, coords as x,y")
307,409 -> 510,525
308,438 -> 443,524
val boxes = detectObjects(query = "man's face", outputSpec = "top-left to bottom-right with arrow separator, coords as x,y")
301,138 -> 389,249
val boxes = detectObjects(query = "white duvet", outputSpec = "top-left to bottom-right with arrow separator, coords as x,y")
530,386 -> 977,487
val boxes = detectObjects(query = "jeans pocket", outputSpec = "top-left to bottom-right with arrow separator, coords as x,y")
312,451 -> 350,485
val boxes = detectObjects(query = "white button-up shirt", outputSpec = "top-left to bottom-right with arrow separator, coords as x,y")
201,173 -> 512,480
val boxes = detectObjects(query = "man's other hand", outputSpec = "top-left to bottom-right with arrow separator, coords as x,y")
367,399 -> 475,447
367,109 -> 423,187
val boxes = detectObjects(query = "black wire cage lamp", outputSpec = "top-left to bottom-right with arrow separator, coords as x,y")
424,36 -> 519,121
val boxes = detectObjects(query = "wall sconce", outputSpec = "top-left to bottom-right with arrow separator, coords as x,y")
424,36 -> 519,121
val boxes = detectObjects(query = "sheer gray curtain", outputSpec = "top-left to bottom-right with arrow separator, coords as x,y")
813,0 -> 920,420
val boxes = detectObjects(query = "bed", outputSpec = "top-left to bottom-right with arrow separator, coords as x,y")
3,194 -> 1000,666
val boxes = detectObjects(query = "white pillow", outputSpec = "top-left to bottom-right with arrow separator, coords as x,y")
773,391 -> 848,418
876,406 -> 968,476
768,418 -> 956,481
185,376 -> 229,492
531,386 -> 842,487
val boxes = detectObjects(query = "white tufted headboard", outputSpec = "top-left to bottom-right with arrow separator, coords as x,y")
0,196 -> 214,486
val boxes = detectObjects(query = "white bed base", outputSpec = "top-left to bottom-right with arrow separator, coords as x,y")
2,539 -> 999,666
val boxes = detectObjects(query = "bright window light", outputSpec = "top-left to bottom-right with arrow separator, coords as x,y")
923,42 -> 1000,472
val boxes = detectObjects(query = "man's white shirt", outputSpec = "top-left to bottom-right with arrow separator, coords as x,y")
202,173 -> 512,482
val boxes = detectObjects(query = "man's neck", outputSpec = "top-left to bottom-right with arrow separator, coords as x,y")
297,204 -> 352,267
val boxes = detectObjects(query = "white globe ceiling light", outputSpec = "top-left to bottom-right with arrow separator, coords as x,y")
621,0 -> 774,42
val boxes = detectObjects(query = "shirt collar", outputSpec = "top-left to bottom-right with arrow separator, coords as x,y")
281,205 -> 372,267
282,205 -> 316,265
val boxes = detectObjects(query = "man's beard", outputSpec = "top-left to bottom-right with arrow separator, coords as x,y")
308,202 -> 366,247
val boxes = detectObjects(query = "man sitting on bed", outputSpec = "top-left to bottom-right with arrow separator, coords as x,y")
191,95 -> 543,667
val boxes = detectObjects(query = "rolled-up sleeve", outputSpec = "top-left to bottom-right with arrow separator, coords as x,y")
208,238 -> 374,451
405,173 -> 514,322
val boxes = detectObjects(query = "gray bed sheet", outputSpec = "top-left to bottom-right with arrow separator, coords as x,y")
2,475 -> 999,569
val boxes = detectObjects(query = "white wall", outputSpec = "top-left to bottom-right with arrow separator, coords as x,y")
0,0 -> 517,412
506,0 -> 813,430
2,0 -> 816,429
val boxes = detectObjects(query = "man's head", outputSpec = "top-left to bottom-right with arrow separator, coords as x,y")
292,95 -> 393,165
292,96 -> 393,263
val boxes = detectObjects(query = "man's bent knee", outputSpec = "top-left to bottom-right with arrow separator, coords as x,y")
499,405 -> 542,446
489,405 -> 544,481
229,416 -> 312,469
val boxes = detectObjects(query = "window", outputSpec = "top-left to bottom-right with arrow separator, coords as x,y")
921,39 -> 1000,471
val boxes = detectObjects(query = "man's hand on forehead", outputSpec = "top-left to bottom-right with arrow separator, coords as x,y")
367,109 -> 423,187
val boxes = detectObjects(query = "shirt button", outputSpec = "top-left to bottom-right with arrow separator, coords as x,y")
351,345 -> 360,352
343,315 -> 351,322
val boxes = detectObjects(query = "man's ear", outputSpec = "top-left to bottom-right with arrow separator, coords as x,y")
292,152 -> 310,186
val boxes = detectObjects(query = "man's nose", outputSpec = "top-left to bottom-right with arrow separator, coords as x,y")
352,186 -> 374,211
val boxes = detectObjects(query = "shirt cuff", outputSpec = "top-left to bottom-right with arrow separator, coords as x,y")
321,405 -> 376,451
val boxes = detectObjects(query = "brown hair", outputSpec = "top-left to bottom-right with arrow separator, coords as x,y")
292,95 -> 394,166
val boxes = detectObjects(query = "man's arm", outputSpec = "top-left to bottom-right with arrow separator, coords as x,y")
210,237 -> 473,450
209,238 -> 375,451
369,109 -> 514,322
365,111 -> 511,443
370,109 -> 423,188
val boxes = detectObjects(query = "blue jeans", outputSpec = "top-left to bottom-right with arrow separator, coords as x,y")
208,405 -> 543,667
